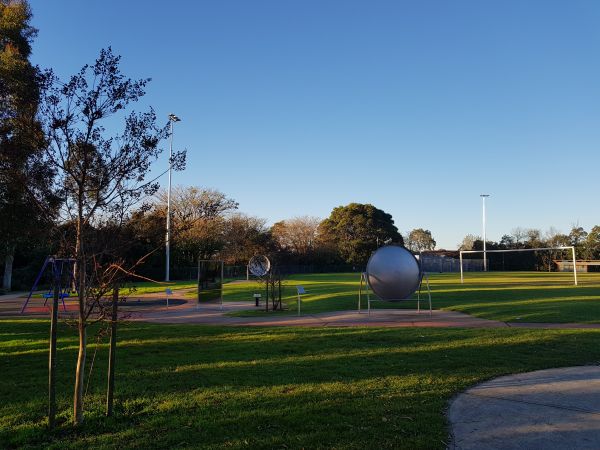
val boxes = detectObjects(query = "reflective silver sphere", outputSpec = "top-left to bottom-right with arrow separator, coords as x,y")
248,255 -> 271,277
366,245 -> 421,301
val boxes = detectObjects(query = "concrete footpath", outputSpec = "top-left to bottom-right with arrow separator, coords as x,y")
448,366 -> 600,450
134,301 -> 509,328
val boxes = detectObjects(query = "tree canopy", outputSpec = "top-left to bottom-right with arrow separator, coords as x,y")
0,0 -> 56,291
319,203 -> 402,266
406,228 -> 436,252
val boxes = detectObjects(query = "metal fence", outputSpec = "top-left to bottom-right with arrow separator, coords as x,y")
419,255 -> 484,273
162,264 -> 362,281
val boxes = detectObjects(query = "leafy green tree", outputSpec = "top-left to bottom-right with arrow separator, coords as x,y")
499,234 -> 515,248
0,0 -> 56,291
319,203 -> 402,266
568,226 -> 588,259
406,228 -> 436,252
569,226 -> 588,245
586,226 -> 600,260
546,231 -> 570,248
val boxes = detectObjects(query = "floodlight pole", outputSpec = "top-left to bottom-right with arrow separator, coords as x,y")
480,194 -> 490,272
165,114 -> 181,282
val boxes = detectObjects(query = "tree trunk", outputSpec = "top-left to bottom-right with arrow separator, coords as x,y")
73,217 -> 86,425
72,238 -> 79,292
73,320 -> 86,424
2,243 -> 15,292
106,286 -> 118,416
48,270 -> 59,428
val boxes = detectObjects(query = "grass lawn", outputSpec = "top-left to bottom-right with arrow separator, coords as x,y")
222,272 -> 600,323
26,280 -> 198,299
2,320 -> 600,449
121,280 -> 198,295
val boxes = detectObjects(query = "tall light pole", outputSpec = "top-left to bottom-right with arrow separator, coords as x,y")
480,194 -> 490,272
165,113 -> 181,282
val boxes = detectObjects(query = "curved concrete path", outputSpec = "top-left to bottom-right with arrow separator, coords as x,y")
134,301 -> 507,328
448,366 -> 600,449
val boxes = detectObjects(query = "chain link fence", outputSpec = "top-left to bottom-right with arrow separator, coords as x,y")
419,255 -> 484,273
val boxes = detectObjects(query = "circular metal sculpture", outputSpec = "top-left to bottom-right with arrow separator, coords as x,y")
366,245 -> 421,301
248,255 -> 271,277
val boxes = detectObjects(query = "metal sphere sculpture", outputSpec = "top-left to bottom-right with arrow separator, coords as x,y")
248,255 -> 271,277
366,245 -> 421,301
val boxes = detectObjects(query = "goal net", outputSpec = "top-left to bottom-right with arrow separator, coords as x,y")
459,246 -> 578,285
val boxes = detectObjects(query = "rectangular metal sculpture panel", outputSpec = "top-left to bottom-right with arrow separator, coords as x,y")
197,260 -> 223,303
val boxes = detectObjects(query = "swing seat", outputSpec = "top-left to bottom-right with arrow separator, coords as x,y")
43,292 -> 70,299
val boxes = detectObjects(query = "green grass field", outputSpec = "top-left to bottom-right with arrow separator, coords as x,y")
222,272 -> 600,323
3,320 -> 600,449
28,280 -> 198,298
5,271 -> 598,448
122,280 -> 198,295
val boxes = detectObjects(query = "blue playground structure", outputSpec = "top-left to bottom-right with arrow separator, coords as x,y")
21,256 -> 77,313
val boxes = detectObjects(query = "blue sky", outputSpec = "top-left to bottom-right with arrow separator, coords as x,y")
28,1 -> 600,249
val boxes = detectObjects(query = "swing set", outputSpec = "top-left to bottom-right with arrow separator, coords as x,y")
21,256 -> 77,313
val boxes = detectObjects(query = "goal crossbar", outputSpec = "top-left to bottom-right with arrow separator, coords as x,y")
459,246 -> 577,285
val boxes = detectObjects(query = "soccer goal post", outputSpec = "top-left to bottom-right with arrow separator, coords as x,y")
459,246 -> 578,286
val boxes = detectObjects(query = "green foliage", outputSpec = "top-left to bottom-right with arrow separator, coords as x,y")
3,321 -> 600,448
0,0 -> 56,291
0,1 -> 36,58
406,228 -> 436,252
319,203 -> 403,266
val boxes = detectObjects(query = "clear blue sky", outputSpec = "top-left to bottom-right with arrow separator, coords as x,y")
28,0 -> 600,249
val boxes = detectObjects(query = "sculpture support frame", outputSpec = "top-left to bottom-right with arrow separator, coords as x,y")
358,271 -> 432,316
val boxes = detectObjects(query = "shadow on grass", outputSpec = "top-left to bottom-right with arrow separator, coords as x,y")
3,320 -> 600,448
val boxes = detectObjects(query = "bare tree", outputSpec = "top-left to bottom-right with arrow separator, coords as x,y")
221,213 -> 269,264
155,185 -> 238,223
271,216 -> 321,256
511,227 -> 527,246
154,186 -> 238,263
458,234 -> 479,251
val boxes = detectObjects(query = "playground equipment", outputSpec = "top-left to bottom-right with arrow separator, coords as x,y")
358,245 -> 432,315
21,256 -> 77,313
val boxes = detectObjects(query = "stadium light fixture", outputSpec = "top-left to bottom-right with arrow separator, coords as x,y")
165,113 -> 181,282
